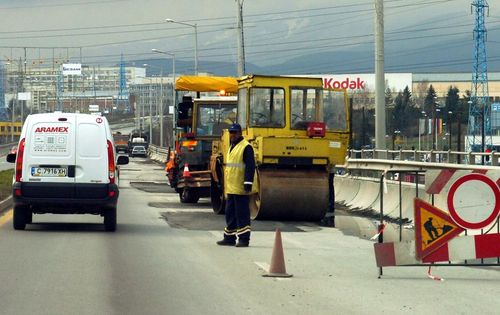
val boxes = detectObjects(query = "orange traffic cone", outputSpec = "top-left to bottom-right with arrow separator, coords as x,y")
183,164 -> 191,177
263,228 -> 293,278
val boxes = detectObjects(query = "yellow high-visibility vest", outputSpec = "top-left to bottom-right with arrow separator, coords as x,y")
224,139 -> 257,195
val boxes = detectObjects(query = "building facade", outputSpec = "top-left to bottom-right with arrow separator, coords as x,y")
318,72 -> 500,109
4,65 -> 146,114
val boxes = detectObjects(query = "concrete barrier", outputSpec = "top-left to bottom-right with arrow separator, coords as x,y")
334,175 -> 361,204
346,177 -> 380,210
335,176 -> 449,222
369,181 -> 400,215
148,145 -> 168,164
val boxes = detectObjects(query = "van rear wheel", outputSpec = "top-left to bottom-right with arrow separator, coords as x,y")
13,205 -> 27,230
104,206 -> 117,232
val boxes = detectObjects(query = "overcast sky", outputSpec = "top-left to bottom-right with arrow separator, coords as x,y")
0,0 -> 499,74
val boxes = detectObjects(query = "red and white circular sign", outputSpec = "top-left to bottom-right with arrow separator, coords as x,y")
96,117 -> 103,124
447,173 -> 500,229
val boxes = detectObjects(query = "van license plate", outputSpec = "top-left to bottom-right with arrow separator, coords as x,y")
31,167 -> 68,177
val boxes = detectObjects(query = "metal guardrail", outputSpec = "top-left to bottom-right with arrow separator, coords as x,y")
147,145 -> 500,173
0,142 -> 18,156
347,148 -> 500,171
148,144 -> 169,163
345,158 -> 500,172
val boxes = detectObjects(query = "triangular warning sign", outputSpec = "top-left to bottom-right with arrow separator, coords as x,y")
414,198 -> 464,260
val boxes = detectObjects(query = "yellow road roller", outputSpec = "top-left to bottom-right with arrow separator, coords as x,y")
210,75 -> 349,221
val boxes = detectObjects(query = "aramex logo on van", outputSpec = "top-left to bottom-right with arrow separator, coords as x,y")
35,127 -> 69,133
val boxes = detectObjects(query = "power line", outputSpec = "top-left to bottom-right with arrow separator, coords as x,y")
0,0 -> 134,10
0,0 -> 458,37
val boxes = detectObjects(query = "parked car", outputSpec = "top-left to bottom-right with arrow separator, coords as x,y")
130,146 -> 147,157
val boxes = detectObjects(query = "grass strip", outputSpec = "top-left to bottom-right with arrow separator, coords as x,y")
0,169 -> 13,200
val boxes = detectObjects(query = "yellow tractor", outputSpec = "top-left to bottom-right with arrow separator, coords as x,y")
210,75 -> 350,221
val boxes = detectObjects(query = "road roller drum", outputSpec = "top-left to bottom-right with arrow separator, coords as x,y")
250,169 -> 328,221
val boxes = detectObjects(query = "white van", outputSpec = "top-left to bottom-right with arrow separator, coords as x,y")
7,113 -> 129,231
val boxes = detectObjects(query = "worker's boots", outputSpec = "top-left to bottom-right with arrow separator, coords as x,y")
216,239 -> 236,246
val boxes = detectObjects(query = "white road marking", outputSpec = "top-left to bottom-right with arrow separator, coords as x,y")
255,261 -> 292,281
209,231 -> 221,239
254,261 -> 270,272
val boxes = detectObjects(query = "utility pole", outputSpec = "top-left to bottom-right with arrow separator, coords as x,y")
11,78 -> 16,142
22,48 -> 26,123
374,0 -> 386,151
467,0 -> 491,160
149,84 -> 152,145
171,55 -> 176,147
93,66 -> 97,105
236,0 -> 246,77
160,68 -> 164,147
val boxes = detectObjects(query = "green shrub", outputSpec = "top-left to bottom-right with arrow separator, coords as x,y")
0,169 -> 13,200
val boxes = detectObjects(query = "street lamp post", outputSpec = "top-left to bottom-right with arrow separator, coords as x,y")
432,104 -> 441,150
447,111 -> 453,151
392,130 -> 401,150
419,110 -> 426,151
152,49 -> 176,147
165,19 -> 198,75
435,108 -> 441,150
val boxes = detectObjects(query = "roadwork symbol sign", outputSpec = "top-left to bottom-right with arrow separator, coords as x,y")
414,198 -> 464,259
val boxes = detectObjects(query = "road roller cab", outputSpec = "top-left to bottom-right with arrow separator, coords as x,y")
210,75 -> 350,221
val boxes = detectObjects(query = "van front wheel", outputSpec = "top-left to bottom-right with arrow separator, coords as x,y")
13,205 -> 27,230
104,207 -> 117,232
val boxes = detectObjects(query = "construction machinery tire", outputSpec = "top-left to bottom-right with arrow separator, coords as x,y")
179,188 -> 200,203
210,179 -> 225,214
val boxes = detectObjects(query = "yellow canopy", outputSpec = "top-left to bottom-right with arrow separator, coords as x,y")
175,76 -> 238,93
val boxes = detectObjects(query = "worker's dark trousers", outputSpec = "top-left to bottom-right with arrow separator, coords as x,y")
223,194 -> 251,243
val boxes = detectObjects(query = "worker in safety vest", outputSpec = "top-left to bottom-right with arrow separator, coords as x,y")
217,123 -> 256,247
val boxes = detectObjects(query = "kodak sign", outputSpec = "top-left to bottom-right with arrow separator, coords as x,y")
35,127 -> 69,133
323,77 -> 365,90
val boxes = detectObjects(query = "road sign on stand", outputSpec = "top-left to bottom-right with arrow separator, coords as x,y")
414,198 -> 464,259
447,173 -> 500,230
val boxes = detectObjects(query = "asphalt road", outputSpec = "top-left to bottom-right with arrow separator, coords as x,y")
0,157 -> 499,315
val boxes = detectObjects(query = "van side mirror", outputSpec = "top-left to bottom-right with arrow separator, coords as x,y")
6,153 -> 16,163
117,155 -> 129,165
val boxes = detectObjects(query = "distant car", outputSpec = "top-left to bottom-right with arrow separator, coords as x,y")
9,146 -> 17,155
130,146 -> 147,157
